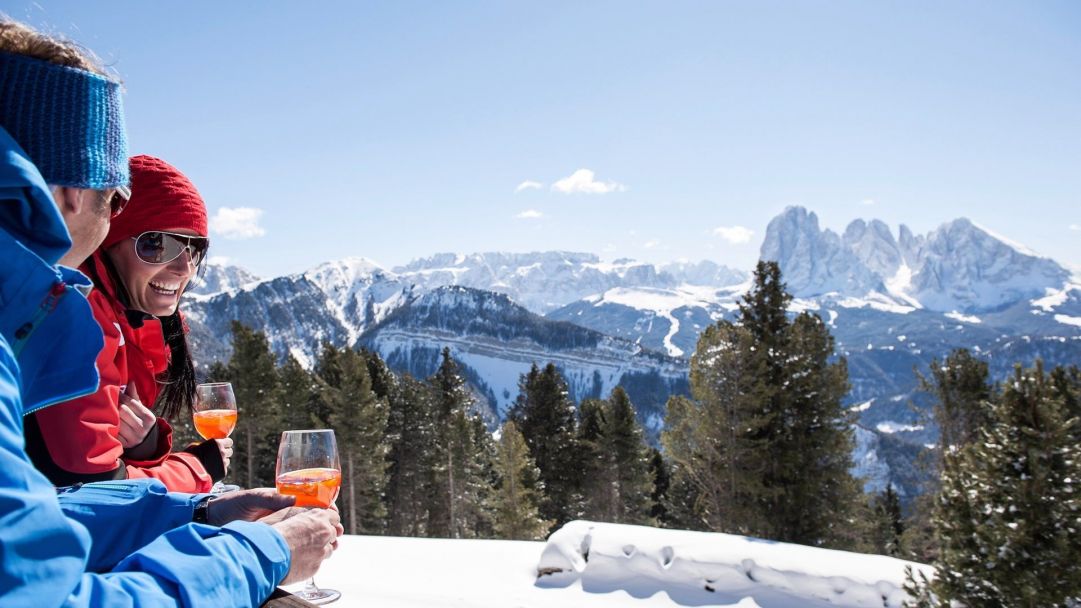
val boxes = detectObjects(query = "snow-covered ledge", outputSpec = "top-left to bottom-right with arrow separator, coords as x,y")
536,521 -> 935,608
285,522 -> 933,607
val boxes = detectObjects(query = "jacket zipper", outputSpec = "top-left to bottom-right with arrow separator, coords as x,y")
23,384 -> 98,417
57,481 -> 138,495
11,282 -> 67,359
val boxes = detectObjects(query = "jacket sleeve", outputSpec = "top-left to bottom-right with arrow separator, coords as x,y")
31,296 -> 215,493
62,521 -> 289,608
1,344 -> 290,608
57,480 -> 206,571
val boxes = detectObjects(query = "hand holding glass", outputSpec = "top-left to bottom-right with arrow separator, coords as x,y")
194,382 -> 237,493
275,429 -> 342,604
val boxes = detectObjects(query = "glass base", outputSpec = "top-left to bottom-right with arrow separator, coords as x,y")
295,588 -> 340,605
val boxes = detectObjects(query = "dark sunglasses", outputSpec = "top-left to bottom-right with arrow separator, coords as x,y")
103,185 -> 132,219
131,231 -> 209,267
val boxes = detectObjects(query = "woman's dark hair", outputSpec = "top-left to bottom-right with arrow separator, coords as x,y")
93,252 -> 196,420
154,310 -> 197,420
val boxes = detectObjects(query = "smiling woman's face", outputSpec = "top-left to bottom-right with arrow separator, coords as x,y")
107,227 -> 199,316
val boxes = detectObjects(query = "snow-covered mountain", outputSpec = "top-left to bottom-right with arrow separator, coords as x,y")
185,277 -> 688,429
359,285 -> 688,424
761,206 -> 1071,312
184,258 -> 414,368
761,207 -> 886,297
182,206 -> 1080,498
187,259 -> 260,296
548,207 -> 1080,439
394,252 -> 746,314
907,218 -> 1070,312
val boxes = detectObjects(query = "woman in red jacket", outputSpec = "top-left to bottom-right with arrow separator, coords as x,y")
26,155 -> 230,492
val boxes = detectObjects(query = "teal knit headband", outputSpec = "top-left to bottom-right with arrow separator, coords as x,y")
0,51 -> 129,190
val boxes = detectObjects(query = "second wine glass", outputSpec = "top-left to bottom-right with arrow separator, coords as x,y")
275,429 -> 342,605
193,382 -> 238,493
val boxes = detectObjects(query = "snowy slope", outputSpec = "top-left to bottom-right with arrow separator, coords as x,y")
548,284 -> 743,358
359,286 -> 689,421
289,521 -> 932,608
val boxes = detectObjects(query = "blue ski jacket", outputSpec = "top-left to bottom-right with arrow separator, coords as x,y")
0,126 -> 290,607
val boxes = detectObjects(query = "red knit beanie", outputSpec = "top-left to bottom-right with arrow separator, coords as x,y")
101,155 -> 208,249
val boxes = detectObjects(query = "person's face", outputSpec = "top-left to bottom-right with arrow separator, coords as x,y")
106,228 -> 199,316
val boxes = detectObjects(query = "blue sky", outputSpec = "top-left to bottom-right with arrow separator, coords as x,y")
9,1 -> 1080,277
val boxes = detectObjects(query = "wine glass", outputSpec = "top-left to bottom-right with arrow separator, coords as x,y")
275,429 -> 342,605
194,382 -> 238,493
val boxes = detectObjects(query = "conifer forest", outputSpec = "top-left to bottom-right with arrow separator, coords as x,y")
174,262 -> 1081,607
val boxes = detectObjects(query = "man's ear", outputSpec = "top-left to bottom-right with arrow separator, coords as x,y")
52,186 -> 86,216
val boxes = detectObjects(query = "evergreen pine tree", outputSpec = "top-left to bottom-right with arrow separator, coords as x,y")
508,363 -> 583,530
278,355 -> 318,430
491,420 -> 549,540
919,348 -> 995,453
663,261 -> 859,547
361,348 -> 396,402
663,318 -> 768,534
602,387 -> 654,524
224,322 -> 283,488
468,415 -> 497,538
648,448 -> 671,526
315,343 -> 389,535
912,363 -> 1081,607
779,312 -> 860,546
427,348 -> 488,538
662,452 -> 709,532
383,373 -> 436,536
906,348 -> 996,562
869,484 -> 905,557
577,398 -> 615,521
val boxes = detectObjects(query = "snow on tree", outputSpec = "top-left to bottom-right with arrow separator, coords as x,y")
908,362 -> 1081,607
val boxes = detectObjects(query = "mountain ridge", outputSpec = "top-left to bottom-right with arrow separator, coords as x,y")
181,206 -> 1081,496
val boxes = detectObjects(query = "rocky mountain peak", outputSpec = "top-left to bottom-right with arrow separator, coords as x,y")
760,206 -> 884,298
843,218 -> 903,279
907,218 -> 1070,311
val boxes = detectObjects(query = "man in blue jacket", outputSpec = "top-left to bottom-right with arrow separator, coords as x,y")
0,19 -> 341,607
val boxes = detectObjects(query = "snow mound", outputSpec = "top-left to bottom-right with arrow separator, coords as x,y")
537,521 -> 932,608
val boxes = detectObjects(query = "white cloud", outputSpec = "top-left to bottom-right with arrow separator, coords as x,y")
206,255 -> 231,266
515,180 -> 543,193
516,209 -> 543,220
551,169 -> 626,194
643,239 -> 660,249
603,243 -> 617,252
712,225 -> 754,244
211,207 -> 266,239
861,198 -> 877,206
1070,224 -> 1080,231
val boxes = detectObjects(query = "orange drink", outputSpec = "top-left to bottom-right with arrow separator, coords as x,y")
193,409 -> 237,439
276,467 -> 342,508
